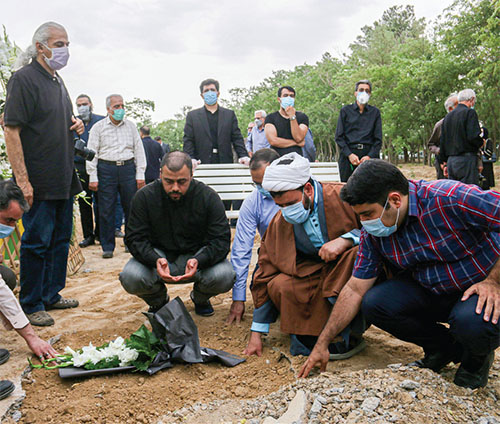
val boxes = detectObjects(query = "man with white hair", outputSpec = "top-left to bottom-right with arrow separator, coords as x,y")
246,110 -> 270,156
244,153 -> 365,359
3,22 -> 83,326
427,93 -> 458,179
439,89 -> 483,185
87,94 -> 146,259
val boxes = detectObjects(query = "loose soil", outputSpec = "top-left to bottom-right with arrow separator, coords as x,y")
1,163 -> 498,423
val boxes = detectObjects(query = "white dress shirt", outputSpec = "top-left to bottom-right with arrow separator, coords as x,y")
86,116 -> 147,183
0,276 -> 29,330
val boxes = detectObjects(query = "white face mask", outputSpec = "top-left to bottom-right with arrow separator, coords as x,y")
356,91 -> 370,105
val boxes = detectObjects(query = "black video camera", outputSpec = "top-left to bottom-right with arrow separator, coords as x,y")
74,137 -> 95,161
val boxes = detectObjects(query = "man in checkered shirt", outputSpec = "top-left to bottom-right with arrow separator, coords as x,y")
87,94 -> 146,259
299,159 -> 499,389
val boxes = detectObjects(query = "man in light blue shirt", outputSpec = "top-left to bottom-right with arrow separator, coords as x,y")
227,149 -> 280,324
243,153 -> 366,359
246,110 -> 270,155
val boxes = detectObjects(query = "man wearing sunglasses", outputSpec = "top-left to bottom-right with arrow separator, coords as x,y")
335,79 -> 382,182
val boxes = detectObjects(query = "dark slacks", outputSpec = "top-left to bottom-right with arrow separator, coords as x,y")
19,198 -> 73,314
338,146 -> 372,182
433,157 -> 445,180
75,162 -> 99,239
97,161 -> 137,252
447,154 -> 479,186
361,275 -> 499,361
0,264 -> 17,291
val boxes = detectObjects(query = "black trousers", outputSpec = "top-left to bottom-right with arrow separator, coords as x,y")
75,162 -> 99,239
338,146 -> 372,182
447,154 -> 479,186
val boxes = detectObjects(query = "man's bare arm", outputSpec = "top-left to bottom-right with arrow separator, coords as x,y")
298,276 -> 376,377
265,123 -> 305,148
4,125 -> 32,205
290,121 -> 308,144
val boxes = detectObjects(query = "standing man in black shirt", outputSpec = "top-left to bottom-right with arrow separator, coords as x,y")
183,78 -> 249,167
335,79 -> 382,182
120,151 -> 236,316
75,94 -> 105,248
139,126 -> 164,184
439,89 -> 484,185
265,86 -> 309,157
3,22 -> 83,326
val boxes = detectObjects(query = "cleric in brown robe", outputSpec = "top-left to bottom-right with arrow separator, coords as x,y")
243,153 -> 367,358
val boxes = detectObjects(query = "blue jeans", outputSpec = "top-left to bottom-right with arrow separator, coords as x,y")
19,198 -> 73,314
361,274 -> 499,359
97,161 -> 137,252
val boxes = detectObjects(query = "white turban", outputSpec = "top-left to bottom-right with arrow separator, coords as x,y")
262,152 -> 311,192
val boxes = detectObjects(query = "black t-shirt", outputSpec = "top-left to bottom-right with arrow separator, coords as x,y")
265,111 -> 309,156
4,60 -> 81,200
205,107 -> 219,149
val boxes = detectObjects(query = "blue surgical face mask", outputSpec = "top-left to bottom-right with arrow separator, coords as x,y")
280,194 -> 310,224
361,198 -> 400,237
203,91 -> 218,106
256,185 -> 272,199
0,223 -> 15,239
280,96 -> 295,109
112,108 -> 125,121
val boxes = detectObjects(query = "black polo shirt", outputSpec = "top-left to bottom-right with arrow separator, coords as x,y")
4,60 -> 81,200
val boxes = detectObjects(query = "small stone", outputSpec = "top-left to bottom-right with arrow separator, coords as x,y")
310,399 -> 323,415
316,395 -> 327,405
78,415 -> 92,423
361,396 -> 380,413
138,377 -> 145,385
400,380 -> 420,390
387,363 -> 402,370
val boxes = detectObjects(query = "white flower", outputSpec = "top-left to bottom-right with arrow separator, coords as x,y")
65,337 -> 139,368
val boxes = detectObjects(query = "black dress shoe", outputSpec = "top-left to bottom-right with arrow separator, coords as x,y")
0,380 -> 15,400
408,348 -> 461,373
454,351 -> 494,389
79,236 -> 95,248
0,348 -> 10,365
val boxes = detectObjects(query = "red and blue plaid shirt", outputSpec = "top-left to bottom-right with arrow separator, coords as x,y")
353,180 -> 500,294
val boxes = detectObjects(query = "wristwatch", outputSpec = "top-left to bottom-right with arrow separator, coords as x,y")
289,115 -> 297,121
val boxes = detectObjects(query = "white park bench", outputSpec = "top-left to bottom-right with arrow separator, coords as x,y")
193,162 -> 340,219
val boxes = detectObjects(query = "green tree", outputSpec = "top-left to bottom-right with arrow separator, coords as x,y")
124,97 -> 155,127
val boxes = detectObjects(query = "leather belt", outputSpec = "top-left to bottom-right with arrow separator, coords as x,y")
98,158 -> 134,166
351,144 -> 367,150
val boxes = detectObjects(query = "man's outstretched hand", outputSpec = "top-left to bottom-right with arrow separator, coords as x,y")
297,344 -> 329,378
243,331 -> 263,357
226,300 -> 245,324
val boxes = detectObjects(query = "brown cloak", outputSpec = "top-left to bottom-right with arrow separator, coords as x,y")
251,182 -> 361,336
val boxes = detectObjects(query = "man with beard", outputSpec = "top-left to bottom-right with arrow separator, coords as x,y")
120,151 -> 235,316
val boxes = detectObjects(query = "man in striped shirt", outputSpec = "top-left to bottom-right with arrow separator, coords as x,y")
299,160 -> 499,389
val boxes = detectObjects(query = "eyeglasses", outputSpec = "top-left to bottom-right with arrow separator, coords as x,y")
358,88 -> 371,94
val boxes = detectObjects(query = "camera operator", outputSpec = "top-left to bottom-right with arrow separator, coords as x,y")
74,94 -> 104,248
3,22 -> 82,327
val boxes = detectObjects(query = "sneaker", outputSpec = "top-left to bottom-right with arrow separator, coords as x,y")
46,297 -> 79,310
115,230 -> 125,238
329,338 -> 367,360
454,351 -> 494,389
0,348 -> 10,365
102,251 -> 113,259
78,236 -> 95,248
27,311 -> 54,327
0,380 -> 15,400
190,291 -> 214,317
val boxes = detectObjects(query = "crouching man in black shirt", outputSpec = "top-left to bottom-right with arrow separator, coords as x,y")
120,151 -> 236,316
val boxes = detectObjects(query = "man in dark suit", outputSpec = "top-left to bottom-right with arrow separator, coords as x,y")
439,88 -> 484,185
183,78 -> 249,167
140,126 -> 164,184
